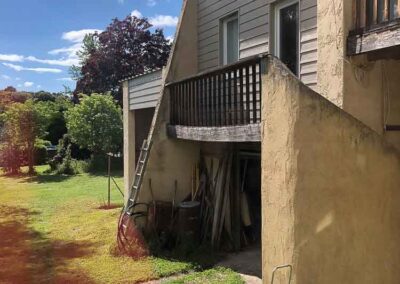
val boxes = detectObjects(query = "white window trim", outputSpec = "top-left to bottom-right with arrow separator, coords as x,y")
222,13 -> 239,65
274,0 -> 300,75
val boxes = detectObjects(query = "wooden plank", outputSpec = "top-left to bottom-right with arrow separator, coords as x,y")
228,70 -> 232,125
233,69 -> 238,125
190,81 -> 194,126
372,0 -> 379,25
171,86 -> 176,125
347,20 -> 400,55
212,74 -> 217,126
245,66 -> 251,124
239,68 -> 244,124
219,73 -> 224,126
222,72 -> 227,126
208,76 -> 213,125
200,78 -> 204,126
167,124 -> 261,142
252,64 -> 257,124
360,0 -> 367,28
193,80 -> 199,126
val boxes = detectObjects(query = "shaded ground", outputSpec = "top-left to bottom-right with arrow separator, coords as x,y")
217,246 -> 262,283
0,166 -> 201,283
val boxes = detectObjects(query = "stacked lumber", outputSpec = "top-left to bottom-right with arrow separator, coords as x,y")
190,153 -> 235,249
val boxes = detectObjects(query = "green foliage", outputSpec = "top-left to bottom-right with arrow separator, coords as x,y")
34,139 -> 51,165
0,100 -> 58,174
164,267 -> 244,284
65,94 -> 122,154
55,144 -> 77,175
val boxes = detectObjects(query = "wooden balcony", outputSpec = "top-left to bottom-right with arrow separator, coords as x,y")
166,55 -> 266,142
348,0 -> 400,56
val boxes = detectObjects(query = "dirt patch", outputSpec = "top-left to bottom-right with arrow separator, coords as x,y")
97,203 -> 122,210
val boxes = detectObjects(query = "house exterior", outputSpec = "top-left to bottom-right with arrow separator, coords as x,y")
121,69 -> 163,196
122,0 -> 400,282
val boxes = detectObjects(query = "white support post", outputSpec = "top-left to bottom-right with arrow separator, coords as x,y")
123,81 -> 136,205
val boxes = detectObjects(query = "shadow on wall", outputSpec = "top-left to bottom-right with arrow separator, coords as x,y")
0,205 -> 97,283
292,82 -> 400,283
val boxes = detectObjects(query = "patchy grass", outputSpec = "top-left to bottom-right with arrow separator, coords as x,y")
0,165 -> 206,283
164,267 -> 244,284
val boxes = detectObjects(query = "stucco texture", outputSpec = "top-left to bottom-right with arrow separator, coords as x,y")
317,0 -> 400,150
262,57 -> 400,283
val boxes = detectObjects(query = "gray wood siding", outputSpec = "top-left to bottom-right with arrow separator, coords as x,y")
299,0 -> 317,90
128,70 -> 162,110
197,0 -> 318,90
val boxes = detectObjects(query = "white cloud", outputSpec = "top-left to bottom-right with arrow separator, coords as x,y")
26,55 -> 78,67
62,29 -> 102,43
3,63 -> 62,73
149,15 -> 178,27
147,0 -> 157,7
131,9 -> 143,18
56,77 -> 74,82
0,53 -> 78,67
1,74 -> 11,80
0,54 -> 24,62
36,85 -> 42,89
166,35 -> 174,43
17,84 -> 22,88
15,77 -> 21,81
24,81 -> 34,87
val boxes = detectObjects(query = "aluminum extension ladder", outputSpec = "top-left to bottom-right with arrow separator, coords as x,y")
126,139 -> 152,213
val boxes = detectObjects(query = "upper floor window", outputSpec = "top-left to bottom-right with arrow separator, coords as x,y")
274,0 -> 299,75
221,13 -> 239,65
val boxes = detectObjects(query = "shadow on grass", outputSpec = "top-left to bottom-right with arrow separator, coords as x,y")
86,170 -> 123,178
25,174 -> 73,184
0,205 -> 97,283
1,173 -> 73,184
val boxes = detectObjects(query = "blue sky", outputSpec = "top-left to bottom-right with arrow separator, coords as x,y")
0,0 -> 182,93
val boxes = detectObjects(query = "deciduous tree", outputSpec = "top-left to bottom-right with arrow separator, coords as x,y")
73,15 -> 171,101
65,94 -> 122,154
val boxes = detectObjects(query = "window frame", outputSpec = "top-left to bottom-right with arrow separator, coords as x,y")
274,0 -> 300,76
220,12 -> 240,66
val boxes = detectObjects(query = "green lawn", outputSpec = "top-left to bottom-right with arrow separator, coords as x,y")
0,165 -> 243,283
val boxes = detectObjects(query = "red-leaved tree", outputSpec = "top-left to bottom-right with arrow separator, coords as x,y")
73,15 -> 171,102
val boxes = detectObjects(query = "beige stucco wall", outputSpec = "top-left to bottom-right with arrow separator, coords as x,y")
262,56 -> 400,283
133,0 -> 201,204
317,0 -> 400,150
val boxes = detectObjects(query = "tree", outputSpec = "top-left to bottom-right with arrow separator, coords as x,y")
0,100 -> 56,174
4,86 -> 16,92
70,33 -> 100,82
73,15 -> 171,101
65,94 -> 122,154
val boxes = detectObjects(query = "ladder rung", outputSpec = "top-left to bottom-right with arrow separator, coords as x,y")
135,173 -> 141,176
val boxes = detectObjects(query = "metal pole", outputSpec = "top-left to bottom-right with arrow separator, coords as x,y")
108,155 -> 111,207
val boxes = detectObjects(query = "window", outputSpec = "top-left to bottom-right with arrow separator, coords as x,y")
275,0 -> 299,75
221,13 -> 239,65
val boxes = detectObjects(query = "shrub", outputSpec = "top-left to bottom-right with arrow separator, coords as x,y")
55,145 -> 77,175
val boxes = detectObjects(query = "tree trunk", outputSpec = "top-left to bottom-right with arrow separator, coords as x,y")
27,142 -> 35,175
